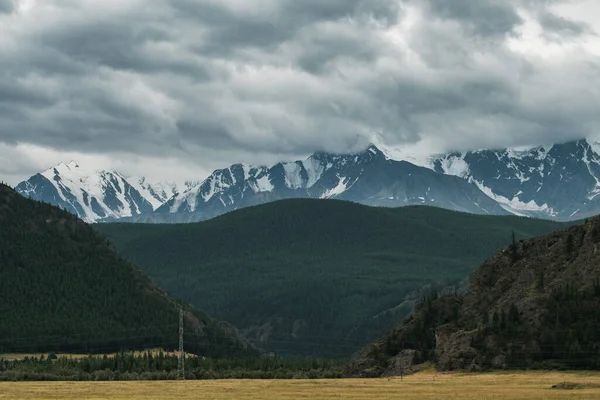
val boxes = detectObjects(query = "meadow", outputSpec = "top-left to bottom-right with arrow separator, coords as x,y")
2,371 -> 600,400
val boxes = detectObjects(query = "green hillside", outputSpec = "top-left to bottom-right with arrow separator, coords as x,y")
0,184 -> 256,358
95,199 -> 571,357
347,216 -> 600,376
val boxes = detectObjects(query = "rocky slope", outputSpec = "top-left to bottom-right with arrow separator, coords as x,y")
347,216 -> 600,376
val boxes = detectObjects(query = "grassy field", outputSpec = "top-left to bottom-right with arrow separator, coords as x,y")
2,371 -> 600,399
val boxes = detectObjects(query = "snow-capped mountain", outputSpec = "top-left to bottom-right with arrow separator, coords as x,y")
126,176 -> 178,210
153,145 -> 507,222
14,162 -> 181,222
15,138 -> 600,224
432,139 -> 600,220
126,177 -> 199,211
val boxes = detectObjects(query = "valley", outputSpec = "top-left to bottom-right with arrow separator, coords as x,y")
2,0 -> 598,397
95,199 -> 569,357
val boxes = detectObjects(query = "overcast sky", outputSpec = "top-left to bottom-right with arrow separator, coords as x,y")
1,0 -> 599,185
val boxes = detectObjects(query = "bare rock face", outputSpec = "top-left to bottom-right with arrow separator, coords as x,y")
344,356 -> 385,379
435,327 -> 479,371
381,350 -> 421,377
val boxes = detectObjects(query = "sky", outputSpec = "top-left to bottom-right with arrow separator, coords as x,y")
0,0 -> 599,185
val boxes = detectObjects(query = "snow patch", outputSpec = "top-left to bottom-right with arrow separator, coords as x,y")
582,144 -> 600,188
472,179 -> 556,217
302,157 -> 326,188
171,184 -> 201,213
369,135 -> 435,169
126,176 -> 177,210
320,176 -> 353,199
283,162 -> 304,189
438,155 -> 470,178
252,175 -> 274,192
589,140 -> 600,158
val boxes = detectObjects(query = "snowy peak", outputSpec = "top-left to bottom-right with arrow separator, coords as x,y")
126,176 -> 180,211
158,143 -> 503,220
15,138 -> 600,223
161,164 -> 276,214
367,136 -> 435,168
15,162 -> 177,222
433,139 -> 600,220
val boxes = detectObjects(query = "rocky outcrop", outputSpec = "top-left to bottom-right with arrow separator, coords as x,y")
381,350 -> 422,377
435,327 -> 479,371
347,216 -> 600,376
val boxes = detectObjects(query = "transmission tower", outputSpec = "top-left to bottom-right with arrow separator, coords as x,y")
178,307 -> 185,380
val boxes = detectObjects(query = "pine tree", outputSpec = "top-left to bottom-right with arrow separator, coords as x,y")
566,234 -> 574,257
536,270 -> 545,292
510,230 -> 518,261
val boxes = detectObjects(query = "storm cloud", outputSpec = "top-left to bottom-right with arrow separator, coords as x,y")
0,0 -> 599,184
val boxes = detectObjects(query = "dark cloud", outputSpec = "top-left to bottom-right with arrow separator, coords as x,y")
425,0 -> 523,38
0,0 -> 599,184
539,11 -> 591,39
0,0 -> 14,14
176,0 -> 400,57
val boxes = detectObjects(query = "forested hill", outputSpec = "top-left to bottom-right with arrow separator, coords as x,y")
95,199 -> 571,357
0,184 -> 256,357
347,215 -> 600,376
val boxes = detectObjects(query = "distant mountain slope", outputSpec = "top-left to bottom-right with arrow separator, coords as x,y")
347,214 -> 600,376
124,176 -> 180,210
433,139 -> 600,221
149,146 -> 507,223
14,162 -> 191,223
95,199 -> 569,357
0,184 -> 255,357
17,139 -> 600,223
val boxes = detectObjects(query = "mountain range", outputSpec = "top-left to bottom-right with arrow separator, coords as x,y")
14,139 -> 600,222
14,162 -> 197,223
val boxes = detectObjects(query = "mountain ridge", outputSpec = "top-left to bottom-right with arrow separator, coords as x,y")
14,162 -> 194,223
432,139 -> 600,220
152,145 -> 507,222
14,138 -> 600,223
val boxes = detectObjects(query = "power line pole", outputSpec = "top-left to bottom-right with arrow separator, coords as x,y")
178,307 -> 185,380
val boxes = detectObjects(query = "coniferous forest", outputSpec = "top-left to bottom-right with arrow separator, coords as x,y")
347,218 -> 600,376
0,184 -> 255,359
96,200 -> 570,357
6,179 -> 600,380
0,352 -> 345,381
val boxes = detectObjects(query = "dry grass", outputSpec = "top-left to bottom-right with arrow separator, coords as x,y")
2,371 -> 600,399
2,349 -> 180,362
